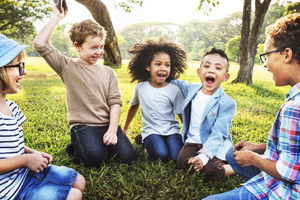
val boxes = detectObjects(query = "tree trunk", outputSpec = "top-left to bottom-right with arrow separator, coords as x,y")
232,0 -> 272,84
75,0 -> 122,66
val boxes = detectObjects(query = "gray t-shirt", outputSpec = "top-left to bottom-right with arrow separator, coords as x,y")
130,81 -> 185,141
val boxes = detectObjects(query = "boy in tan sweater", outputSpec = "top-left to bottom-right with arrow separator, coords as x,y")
34,3 -> 138,167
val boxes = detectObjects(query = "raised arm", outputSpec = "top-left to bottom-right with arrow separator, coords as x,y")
34,4 -> 66,46
123,104 -> 140,134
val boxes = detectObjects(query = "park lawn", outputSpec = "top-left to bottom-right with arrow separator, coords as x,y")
7,57 -> 290,199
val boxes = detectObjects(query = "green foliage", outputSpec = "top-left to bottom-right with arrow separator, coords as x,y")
10,57 -> 290,199
117,22 -> 179,59
50,25 -> 75,57
284,1 -> 300,16
115,0 -> 143,12
0,0 -> 52,40
225,36 -> 240,63
255,43 -> 265,64
259,0 -> 288,42
197,0 -> 220,15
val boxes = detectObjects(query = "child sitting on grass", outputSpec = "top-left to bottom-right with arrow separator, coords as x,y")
122,38 -> 187,163
171,47 -> 236,182
0,34 -> 85,200
204,13 -> 300,200
34,3 -> 138,167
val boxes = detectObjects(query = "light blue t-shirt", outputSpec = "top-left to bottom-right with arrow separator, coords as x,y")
130,81 -> 185,141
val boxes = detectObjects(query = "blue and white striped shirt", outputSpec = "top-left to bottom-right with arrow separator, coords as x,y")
0,100 -> 29,200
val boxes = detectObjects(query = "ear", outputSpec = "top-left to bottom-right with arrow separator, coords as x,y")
284,48 -> 293,63
146,66 -> 150,71
222,73 -> 230,82
197,68 -> 201,77
73,42 -> 81,52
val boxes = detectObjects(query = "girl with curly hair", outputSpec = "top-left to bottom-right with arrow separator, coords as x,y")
123,38 -> 188,163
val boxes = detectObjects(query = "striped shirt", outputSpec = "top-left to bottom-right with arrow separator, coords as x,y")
0,100 -> 29,200
245,83 -> 300,200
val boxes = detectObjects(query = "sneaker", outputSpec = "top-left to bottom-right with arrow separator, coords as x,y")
134,134 -> 142,145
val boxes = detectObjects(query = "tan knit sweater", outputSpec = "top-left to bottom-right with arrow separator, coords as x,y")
34,43 -> 122,128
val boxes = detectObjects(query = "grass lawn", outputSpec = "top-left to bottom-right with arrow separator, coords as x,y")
7,57 -> 290,199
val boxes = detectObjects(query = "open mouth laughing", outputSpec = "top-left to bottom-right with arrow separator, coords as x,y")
205,76 -> 215,85
158,73 -> 166,80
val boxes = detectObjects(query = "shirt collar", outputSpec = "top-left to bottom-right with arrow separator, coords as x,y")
285,82 -> 300,101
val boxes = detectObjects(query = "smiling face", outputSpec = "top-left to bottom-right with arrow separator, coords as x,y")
198,54 -> 229,95
74,35 -> 105,65
1,57 -> 26,95
146,52 -> 171,88
263,37 -> 292,86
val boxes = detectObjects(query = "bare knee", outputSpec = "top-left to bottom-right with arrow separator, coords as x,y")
67,188 -> 82,200
73,173 -> 86,192
223,164 -> 236,178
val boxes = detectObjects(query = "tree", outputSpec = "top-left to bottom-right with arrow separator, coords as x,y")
0,0 -> 51,40
198,0 -> 272,84
75,0 -> 142,66
259,0 -> 289,43
284,2 -> 300,15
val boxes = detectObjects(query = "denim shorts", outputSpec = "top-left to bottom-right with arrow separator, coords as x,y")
14,165 -> 78,200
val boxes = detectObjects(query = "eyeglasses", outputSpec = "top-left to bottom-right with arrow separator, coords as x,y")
5,62 -> 25,76
260,48 -> 286,63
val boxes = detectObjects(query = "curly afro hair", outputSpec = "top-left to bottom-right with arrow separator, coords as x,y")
265,13 -> 300,64
128,38 -> 187,83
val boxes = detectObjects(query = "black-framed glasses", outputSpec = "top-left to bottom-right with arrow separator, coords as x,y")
260,48 -> 286,63
5,62 -> 25,76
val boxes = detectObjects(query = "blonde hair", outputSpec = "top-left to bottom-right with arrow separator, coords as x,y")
69,19 -> 106,46
0,51 -> 25,91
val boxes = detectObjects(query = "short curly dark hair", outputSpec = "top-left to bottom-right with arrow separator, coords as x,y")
128,38 -> 187,83
200,47 -> 230,72
265,13 -> 300,64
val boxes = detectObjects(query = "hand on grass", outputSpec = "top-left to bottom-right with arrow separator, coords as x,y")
103,131 -> 118,145
188,157 -> 203,172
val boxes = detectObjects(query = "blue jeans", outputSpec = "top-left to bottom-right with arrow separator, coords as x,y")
202,147 -> 262,200
70,125 -> 139,167
144,133 -> 183,163
226,147 -> 261,181
15,165 -> 78,200
203,186 -> 257,200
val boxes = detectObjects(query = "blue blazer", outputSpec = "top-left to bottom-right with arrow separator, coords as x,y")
171,80 -> 237,160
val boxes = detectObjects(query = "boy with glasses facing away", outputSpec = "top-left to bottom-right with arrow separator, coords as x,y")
34,3 -> 138,167
204,13 -> 300,200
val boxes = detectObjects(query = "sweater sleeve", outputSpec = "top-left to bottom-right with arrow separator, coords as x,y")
34,43 -> 71,77
107,69 -> 122,107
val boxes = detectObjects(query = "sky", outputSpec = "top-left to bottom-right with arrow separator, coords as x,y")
37,0 -> 298,31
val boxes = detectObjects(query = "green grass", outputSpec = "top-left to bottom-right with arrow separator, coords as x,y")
7,57 -> 290,199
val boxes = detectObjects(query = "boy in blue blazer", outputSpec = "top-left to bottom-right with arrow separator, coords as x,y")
172,47 -> 236,181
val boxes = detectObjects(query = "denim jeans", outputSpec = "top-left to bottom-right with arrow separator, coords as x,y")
144,133 -> 183,163
226,147 -> 261,181
15,165 -> 78,200
202,186 -> 257,200
70,125 -> 139,167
